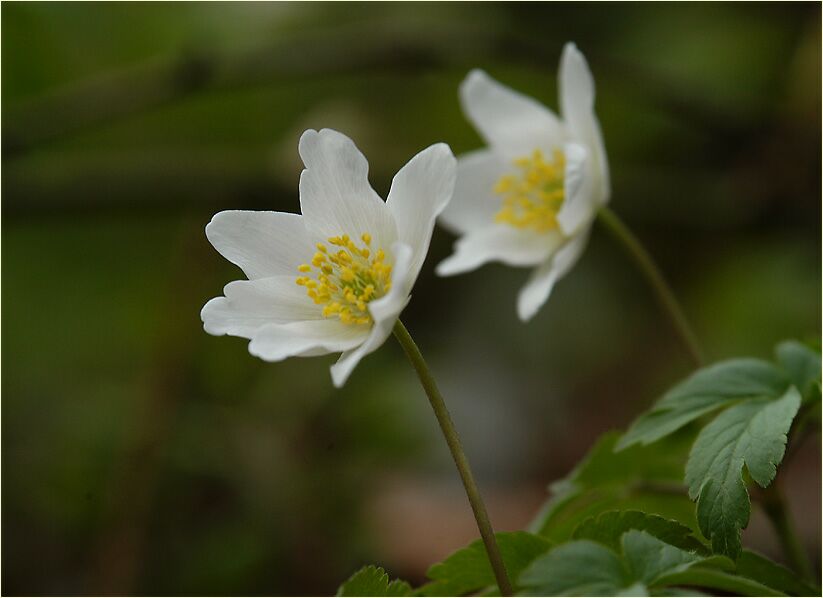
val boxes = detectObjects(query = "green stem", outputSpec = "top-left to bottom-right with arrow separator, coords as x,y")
760,481 -> 814,581
597,206 -> 704,367
655,568 -> 786,597
392,319 -> 513,596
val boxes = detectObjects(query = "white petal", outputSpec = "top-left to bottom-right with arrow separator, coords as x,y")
517,229 -> 590,321
460,69 -> 566,158
205,211 -> 313,280
438,149 -> 507,235
386,143 -> 457,284
298,128 -> 397,249
249,319 -> 368,362
330,242 -> 414,387
556,142 -> 596,236
201,275 -> 321,339
436,225 -> 563,276
559,43 -> 610,204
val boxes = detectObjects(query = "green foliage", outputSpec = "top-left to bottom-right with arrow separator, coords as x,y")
617,359 -> 791,450
572,511 -> 707,554
519,530 -> 740,596
420,531 -> 551,596
616,341 -> 820,560
520,539 -> 635,596
336,565 -> 413,597
530,431 -> 698,542
686,389 -> 801,558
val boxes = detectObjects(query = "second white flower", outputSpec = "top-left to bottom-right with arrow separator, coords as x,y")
437,42 -> 610,321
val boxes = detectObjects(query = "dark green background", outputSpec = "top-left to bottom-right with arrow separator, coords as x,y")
3,2 -> 820,595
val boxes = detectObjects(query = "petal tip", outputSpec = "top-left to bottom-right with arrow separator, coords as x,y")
329,361 -> 350,388
460,68 -> 490,97
200,297 -> 225,332
204,210 -> 230,244
562,41 -> 580,56
516,300 -> 538,322
297,128 -> 321,163
434,259 -> 452,277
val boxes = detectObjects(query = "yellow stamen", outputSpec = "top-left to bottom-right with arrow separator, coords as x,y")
493,148 -> 566,232
295,232 -> 393,326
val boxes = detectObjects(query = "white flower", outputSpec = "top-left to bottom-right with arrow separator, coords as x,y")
437,43 -> 610,321
202,129 -> 456,387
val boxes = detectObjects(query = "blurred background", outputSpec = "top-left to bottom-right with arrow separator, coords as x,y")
2,2 -> 820,595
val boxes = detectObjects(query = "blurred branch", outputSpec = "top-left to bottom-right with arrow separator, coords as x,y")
2,149 -> 292,220
3,19 -> 770,161
2,22 -> 502,158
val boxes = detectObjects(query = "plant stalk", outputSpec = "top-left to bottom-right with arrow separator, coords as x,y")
761,480 -> 814,581
597,206 -> 704,367
392,319 -> 513,596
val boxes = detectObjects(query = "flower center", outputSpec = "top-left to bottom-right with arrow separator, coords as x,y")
296,233 -> 392,326
493,148 -> 566,232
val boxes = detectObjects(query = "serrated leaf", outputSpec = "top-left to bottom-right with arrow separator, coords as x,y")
776,340 -> 821,401
618,359 -> 790,450
685,388 -> 801,559
420,531 -> 550,596
519,540 -> 633,596
573,511 -> 707,554
736,550 -> 821,597
337,565 -> 413,597
530,431 -> 698,542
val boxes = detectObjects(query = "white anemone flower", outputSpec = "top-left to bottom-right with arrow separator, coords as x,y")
202,129 -> 456,387
437,43 -> 610,321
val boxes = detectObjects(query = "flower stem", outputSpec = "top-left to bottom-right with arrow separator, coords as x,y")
392,319 -> 513,596
760,480 -> 814,581
597,206 -> 704,367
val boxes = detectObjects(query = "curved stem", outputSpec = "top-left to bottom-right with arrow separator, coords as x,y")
655,568 -> 786,597
392,319 -> 513,596
761,480 -> 814,581
597,206 -> 704,367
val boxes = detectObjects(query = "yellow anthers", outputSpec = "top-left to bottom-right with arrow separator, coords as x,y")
493,148 -> 566,233
295,232 -> 393,326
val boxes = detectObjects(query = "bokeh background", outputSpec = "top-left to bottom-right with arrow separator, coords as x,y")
3,2 -> 820,595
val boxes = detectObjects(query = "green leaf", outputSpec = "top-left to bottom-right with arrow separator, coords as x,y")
519,531 -> 729,597
420,531 -> 551,596
776,341 -> 821,400
736,550 -> 821,597
519,540 -> 633,596
337,565 -> 413,597
618,359 -> 790,450
573,511 -> 707,554
685,388 -> 801,559
621,530 -> 704,585
530,431 -> 698,542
